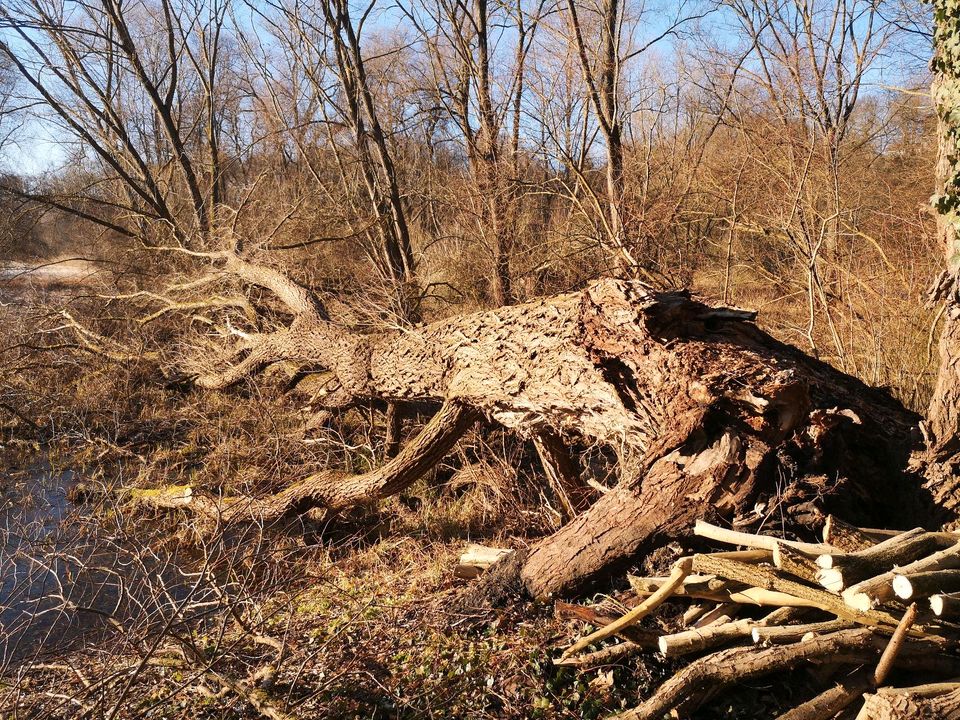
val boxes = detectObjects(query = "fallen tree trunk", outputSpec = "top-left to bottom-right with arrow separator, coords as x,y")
152,254 -> 942,600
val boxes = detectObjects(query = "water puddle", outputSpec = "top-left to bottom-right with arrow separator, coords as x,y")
0,460 -> 207,669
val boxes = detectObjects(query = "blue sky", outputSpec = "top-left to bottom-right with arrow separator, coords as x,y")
0,0 -> 935,176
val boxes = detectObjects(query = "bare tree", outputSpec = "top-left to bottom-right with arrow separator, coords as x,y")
719,0 -> 895,364
403,0 -> 545,305
0,0 -> 237,247
927,0 -> 960,478
249,0 -> 419,321
562,0 -> 704,275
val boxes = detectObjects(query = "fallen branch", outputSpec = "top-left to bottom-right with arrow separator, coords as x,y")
561,558 -> 692,659
613,628 -> 886,720
657,606 -> 799,657
694,520 -> 833,555
873,603 -> 917,686
776,670 -> 874,720
693,554 -> 901,628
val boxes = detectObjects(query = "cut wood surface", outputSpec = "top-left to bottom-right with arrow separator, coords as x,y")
455,544 -> 514,579
815,528 -> 953,593
932,592 -> 960,617
842,543 -> 960,612
892,569 -> 960,600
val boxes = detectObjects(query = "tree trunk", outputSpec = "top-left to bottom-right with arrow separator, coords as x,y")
926,5 -> 960,504
926,64 -> 960,456
176,255 -> 939,600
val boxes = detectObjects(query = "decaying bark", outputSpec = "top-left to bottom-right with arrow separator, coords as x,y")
165,252 -> 939,600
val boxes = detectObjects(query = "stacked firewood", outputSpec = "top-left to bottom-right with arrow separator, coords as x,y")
545,517 -> 960,719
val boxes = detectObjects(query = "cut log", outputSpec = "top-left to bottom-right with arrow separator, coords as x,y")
658,606 -> 802,657
816,529 -> 956,593
752,619 -> 854,644
455,545 -> 514,579
693,602 -> 741,627
615,628 -> 960,720
776,671 -> 874,720
657,618 -> 753,657
629,574 -> 824,608
693,554 -> 901,628
892,569 -> 960,600
628,573 -> 733,597
774,542 -> 822,583
613,629 -> 888,720
682,603 -> 709,626
842,543 -> 960,612
931,592 -> 960,617
823,515 -> 878,552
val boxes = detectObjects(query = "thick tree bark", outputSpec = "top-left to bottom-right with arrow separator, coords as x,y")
181,254 -> 936,599
925,9 -> 960,510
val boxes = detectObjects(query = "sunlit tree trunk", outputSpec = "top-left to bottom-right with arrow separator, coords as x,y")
927,3 -> 960,458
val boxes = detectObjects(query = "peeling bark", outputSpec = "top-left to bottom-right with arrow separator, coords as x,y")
177,254 -> 934,599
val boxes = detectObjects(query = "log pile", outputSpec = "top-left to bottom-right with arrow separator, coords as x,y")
548,517 -> 960,719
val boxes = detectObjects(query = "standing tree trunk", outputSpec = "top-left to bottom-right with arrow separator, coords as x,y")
925,0 -> 960,513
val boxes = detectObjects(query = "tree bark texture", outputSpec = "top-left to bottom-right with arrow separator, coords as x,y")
189,256 -> 935,599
